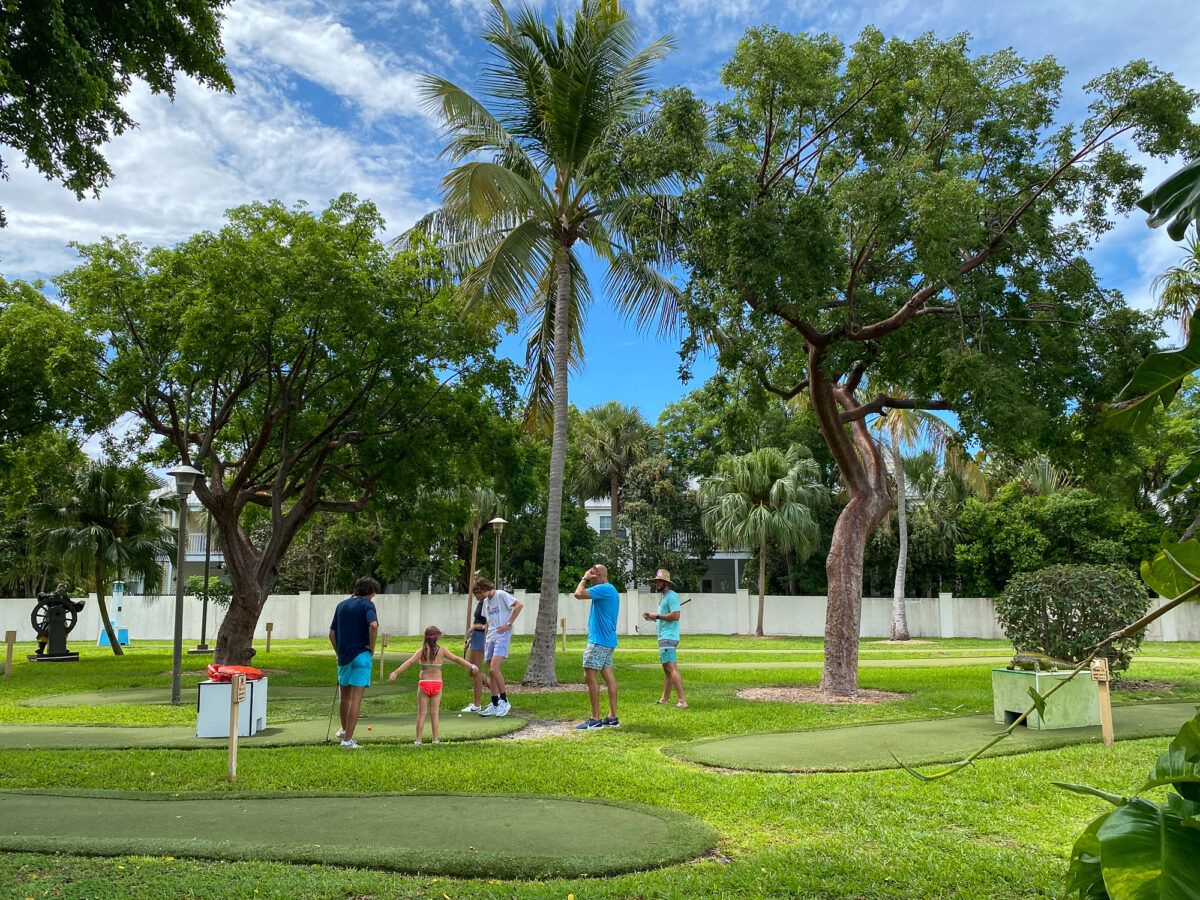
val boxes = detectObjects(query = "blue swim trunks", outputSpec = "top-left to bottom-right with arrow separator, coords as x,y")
583,642 -> 615,670
658,639 -> 679,664
337,649 -> 373,687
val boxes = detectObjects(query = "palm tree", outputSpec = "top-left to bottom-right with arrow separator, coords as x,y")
459,486 -> 503,634
419,0 -> 678,683
1013,454 -> 1075,496
572,401 -> 650,538
700,446 -> 827,636
870,407 -> 960,641
32,462 -> 175,656
1153,236 -> 1200,339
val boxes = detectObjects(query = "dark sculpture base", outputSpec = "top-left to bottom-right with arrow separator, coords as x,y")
28,652 -> 80,663
187,646 -> 214,656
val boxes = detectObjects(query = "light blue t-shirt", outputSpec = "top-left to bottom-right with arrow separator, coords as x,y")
657,589 -> 681,643
587,582 -> 620,648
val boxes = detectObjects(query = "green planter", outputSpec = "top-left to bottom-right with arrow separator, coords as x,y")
991,668 -> 1100,730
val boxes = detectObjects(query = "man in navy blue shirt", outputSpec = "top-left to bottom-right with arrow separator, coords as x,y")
573,563 -> 621,730
329,576 -> 379,749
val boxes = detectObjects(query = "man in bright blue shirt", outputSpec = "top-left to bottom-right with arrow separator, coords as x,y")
573,563 -> 620,730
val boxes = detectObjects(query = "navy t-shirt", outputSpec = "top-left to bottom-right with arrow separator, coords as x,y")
330,596 -> 378,665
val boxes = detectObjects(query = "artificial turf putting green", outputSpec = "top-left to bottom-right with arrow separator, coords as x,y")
0,712 -> 526,749
0,790 -> 717,879
670,700 -> 1198,772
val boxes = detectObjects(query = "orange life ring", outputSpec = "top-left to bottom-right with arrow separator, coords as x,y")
206,664 -> 264,682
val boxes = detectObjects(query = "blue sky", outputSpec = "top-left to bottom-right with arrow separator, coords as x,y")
2,0 -> 1199,426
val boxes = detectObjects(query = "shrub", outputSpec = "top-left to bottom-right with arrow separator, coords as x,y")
185,575 -> 231,608
995,564 -> 1149,674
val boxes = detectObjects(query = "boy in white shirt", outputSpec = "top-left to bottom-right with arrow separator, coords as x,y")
473,577 -> 522,716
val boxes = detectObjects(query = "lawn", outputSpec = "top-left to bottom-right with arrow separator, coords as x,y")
0,635 -> 1196,898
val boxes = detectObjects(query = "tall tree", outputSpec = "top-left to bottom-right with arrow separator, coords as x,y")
58,196 -> 513,663
700,445 -> 827,636
572,401 -> 650,538
869,406 -> 957,641
654,28 -> 1199,694
32,461 -> 174,655
0,0 -> 233,226
419,0 -> 678,684
0,277 -> 101,448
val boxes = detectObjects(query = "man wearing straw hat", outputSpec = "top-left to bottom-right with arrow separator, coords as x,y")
644,568 -> 687,708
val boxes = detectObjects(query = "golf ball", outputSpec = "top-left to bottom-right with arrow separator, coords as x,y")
367,726 -> 373,731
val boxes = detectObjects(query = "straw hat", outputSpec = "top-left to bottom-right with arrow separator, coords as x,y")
653,568 -> 674,585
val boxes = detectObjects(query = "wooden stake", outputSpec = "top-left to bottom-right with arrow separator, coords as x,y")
228,674 -> 245,781
264,622 -> 273,654
1091,658 -> 1114,745
4,630 -> 15,677
560,618 -> 567,652
379,633 -> 388,677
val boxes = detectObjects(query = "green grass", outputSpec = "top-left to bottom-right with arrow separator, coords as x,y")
0,635 -> 1196,898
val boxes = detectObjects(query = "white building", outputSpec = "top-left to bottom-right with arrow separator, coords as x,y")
582,496 -> 750,593
127,494 -> 225,595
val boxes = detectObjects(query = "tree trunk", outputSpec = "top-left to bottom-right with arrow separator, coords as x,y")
809,367 -> 892,697
466,518 -> 480,638
756,536 -> 767,636
610,471 -> 621,541
95,560 -> 122,657
524,245 -> 573,685
215,582 -> 265,664
890,438 -> 911,642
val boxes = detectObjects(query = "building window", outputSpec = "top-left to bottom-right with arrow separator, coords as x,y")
599,515 -> 611,535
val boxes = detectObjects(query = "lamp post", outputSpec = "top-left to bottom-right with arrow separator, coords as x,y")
188,514 -> 214,655
167,464 -> 201,706
488,517 -> 507,587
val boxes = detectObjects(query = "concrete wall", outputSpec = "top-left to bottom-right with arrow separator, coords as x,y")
6,590 -> 1200,643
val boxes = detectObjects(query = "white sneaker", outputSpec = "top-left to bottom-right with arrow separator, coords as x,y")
496,699 -> 511,717
462,703 -> 482,713
413,740 -> 422,746
479,703 -> 498,716
336,728 -> 346,739
431,739 -> 441,744
340,739 -> 360,750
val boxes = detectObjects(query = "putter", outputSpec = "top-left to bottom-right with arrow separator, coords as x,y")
325,680 -> 340,743
637,597 -> 692,633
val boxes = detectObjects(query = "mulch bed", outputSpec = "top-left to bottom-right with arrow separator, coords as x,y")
511,682 -> 588,693
1115,680 -> 1177,693
736,686 -> 910,705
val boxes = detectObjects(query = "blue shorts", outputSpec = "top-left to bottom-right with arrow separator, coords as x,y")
583,643 -> 615,670
658,641 -> 678,664
337,650 -> 373,687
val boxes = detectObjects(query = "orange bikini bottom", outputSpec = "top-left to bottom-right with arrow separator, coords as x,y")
418,680 -> 443,697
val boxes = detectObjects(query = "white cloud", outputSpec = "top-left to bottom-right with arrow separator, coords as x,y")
222,0 -> 430,122
0,72 -> 433,279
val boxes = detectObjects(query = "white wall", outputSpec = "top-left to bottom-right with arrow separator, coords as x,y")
4,590 -> 1197,642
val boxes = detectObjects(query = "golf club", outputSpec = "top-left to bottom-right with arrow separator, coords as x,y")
636,597 -> 692,633
325,680 -> 340,743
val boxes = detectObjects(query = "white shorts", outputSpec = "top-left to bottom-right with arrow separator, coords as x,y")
485,631 -> 512,661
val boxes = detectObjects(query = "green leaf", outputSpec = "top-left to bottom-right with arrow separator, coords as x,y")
1140,540 -> 1200,599
1106,328 -> 1200,433
1137,158 -> 1200,242
1165,793 -> 1200,821
1096,798 -> 1200,899
1054,782 -> 1127,807
1143,712 -> 1200,802
1063,812 -> 1111,900
1162,449 -> 1200,498
1028,686 -> 1048,719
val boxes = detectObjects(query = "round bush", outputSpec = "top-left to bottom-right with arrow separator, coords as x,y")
995,564 -> 1150,675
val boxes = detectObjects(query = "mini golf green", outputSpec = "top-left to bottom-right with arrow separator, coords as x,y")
670,701 -> 1198,772
0,713 -> 525,749
0,790 -> 716,878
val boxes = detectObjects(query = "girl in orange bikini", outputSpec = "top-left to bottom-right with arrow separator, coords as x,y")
388,625 -> 477,745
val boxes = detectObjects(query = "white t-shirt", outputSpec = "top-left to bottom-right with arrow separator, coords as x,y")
484,590 -> 517,639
